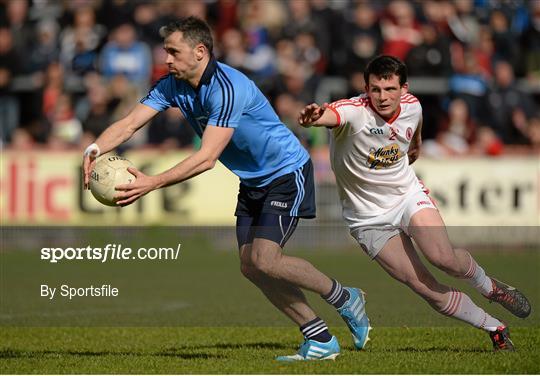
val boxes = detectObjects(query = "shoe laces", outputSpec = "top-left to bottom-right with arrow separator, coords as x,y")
490,285 -> 515,305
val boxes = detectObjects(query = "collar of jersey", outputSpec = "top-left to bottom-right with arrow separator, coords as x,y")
196,55 -> 218,92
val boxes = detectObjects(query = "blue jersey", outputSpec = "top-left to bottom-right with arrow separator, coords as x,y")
140,57 -> 309,187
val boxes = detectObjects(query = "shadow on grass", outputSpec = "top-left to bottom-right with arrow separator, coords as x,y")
392,346 -> 490,354
335,344 -> 492,354
160,341 -> 290,352
0,342 -> 289,360
0,348 -> 224,360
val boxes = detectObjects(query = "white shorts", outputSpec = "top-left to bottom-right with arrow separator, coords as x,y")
349,189 -> 437,259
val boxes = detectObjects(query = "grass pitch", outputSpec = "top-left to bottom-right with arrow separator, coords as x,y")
1,229 -> 539,373
1,326 -> 539,374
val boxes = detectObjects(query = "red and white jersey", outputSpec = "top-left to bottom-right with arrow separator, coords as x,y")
326,92 -> 422,226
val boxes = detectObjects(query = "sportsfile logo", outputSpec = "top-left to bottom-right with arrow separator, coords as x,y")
40,243 -> 182,263
270,201 -> 287,208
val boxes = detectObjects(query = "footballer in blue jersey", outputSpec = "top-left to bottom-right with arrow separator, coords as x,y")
82,17 -> 368,360
140,59 -> 310,188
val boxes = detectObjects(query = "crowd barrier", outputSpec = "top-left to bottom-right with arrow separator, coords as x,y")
1,150 -> 538,229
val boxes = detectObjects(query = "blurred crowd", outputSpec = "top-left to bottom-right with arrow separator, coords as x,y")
1,0 -> 539,156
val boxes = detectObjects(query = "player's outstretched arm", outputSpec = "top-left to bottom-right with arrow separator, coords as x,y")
114,126 -> 234,206
298,103 -> 339,128
82,103 -> 158,189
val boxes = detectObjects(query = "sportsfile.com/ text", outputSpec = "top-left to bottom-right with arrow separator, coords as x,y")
40,244 -> 182,263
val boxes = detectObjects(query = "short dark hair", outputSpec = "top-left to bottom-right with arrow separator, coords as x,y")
159,16 -> 213,54
364,55 -> 408,86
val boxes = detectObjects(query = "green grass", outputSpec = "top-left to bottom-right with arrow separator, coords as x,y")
1,228 -> 539,373
1,327 -> 539,374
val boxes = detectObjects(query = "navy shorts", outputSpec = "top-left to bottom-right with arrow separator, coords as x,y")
235,160 -> 316,248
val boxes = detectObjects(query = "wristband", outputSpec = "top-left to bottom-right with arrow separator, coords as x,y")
84,143 -> 101,158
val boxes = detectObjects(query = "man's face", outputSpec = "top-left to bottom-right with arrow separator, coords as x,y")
365,74 -> 407,119
163,31 -> 200,81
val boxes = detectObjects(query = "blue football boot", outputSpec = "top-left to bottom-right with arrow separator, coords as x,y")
276,336 -> 340,361
338,287 -> 371,349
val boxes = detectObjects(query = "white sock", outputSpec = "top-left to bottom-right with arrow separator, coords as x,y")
440,289 -> 503,331
463,253 -> 493,296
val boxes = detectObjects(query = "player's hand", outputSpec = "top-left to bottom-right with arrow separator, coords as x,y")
83,143 -> 100,190
114,167 -> 159,206
298,103 -> 328,128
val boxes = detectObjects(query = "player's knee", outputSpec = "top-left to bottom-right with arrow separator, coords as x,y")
250,255 -> 275,277
249,248 -> 280,278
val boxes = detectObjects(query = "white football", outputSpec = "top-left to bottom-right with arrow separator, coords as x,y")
90,155 -> 135,206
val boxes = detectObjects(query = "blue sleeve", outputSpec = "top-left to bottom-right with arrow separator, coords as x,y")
140,75 -> 174,112
206,69 -> 248,128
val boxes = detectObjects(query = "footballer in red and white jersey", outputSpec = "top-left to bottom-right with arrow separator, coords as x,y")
326,92 -> 423,226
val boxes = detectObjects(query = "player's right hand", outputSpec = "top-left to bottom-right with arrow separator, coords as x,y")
298,103 -> 327,127
82,143 -> 100,190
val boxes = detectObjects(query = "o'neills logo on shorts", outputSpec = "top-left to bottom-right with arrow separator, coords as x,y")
271,201 -> 288,208
367,143 -> 402,169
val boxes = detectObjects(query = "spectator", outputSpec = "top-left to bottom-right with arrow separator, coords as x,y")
487,60 -> 537,144
281,0 -> 329,62
107,74 -> 147,148
0,27 -> 21,144
381,0 -> 422,60
448,50 -> 490,124
423,98 -> 476,157
236,0 -> 286,87
148,108 -> 195,150
273,58 -> 319,105
99,23 -> 152,93
490,10 -> 520,73
0,0 -> 538,154
208,0 -> 239,40
59,7 -> 106,76
29,19 -> 60,74
520,1 -> 540,82
471,126 -> 504,156
132,2 -> 164,47
220,28 -> 250,73
48,93 -> 83,149
6,0 -> 35,73
446,0 -> 480,45
294,30 -> 326,74
405,22 -> 452,77
42,61 -> 64,121
419,0 -> 453,37
342,2 -> 383,74
80,78 -> 112,144
96,0 -> 133,31
174,0 -> 208,20
309,0 -> 346,75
